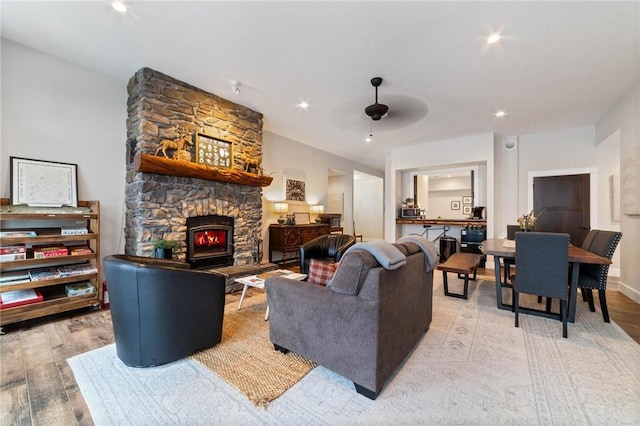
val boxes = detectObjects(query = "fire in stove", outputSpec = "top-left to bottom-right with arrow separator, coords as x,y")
194,230 -> 225,251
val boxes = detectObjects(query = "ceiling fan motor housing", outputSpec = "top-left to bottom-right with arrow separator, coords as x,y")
365,76 -> 389,120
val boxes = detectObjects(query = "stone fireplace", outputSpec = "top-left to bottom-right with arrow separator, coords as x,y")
124,68 -> 266,272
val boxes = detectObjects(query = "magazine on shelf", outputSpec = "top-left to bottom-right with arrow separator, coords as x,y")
29,267 -> 61,281
0,252 -> 27,261
57,263 -> 98,277
0,289 -> 43,309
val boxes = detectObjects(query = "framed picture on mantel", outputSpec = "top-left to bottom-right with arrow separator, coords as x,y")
194,133 -> 233,168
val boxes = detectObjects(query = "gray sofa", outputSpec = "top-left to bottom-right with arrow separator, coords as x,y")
266,240 -> 435,399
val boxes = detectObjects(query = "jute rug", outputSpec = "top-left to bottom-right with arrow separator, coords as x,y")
189,294 -> 316,407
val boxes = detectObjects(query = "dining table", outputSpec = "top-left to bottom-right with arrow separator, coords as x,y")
480,238 -> 611,323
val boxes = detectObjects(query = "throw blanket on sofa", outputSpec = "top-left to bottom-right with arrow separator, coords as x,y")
397,235 -> 439,271
343,240 -> 407,270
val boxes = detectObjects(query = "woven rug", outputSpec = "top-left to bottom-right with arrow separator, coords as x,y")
69,275 -> 639,425
189,295 -> 316,407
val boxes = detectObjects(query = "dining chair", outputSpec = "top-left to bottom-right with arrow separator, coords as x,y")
353,219 -> 363,242
503,225 -> 520,284
511,232 -> 570,338
577,230 -> 622,322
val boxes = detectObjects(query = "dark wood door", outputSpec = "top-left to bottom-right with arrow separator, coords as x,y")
533,174 -> 590,247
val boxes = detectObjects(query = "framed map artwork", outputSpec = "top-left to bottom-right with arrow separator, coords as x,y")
194,133 -> 233,168
10,157 -> 78,207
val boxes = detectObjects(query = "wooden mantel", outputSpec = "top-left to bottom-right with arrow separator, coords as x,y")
133,153 -> 273,187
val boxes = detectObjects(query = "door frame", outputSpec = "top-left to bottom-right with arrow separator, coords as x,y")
527,167 -> 598,229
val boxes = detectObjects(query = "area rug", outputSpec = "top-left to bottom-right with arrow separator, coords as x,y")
69,275 -> 640,425
189,295 -> 316,407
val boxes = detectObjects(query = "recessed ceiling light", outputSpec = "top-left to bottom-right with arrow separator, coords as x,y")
487,33 -> 501,44
365,135 -> 373,143
112,1 -> 127,13
297,101 -> 309,109
495,110 -> 506,118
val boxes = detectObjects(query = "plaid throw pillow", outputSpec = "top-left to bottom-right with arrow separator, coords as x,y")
308,259 -> 339,286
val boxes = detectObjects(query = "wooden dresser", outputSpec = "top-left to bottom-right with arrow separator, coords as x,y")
268,224 -> 330,267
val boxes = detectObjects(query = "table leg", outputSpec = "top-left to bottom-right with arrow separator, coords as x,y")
237,283 -> 249,310
265,305 -> 269,321
494,255 -> 505,309
568,262 -> 581,323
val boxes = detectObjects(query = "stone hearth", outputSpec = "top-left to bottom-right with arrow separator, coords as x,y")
124,68 -> 265,270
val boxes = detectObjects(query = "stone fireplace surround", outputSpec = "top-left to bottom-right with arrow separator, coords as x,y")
124,68 -> 270,290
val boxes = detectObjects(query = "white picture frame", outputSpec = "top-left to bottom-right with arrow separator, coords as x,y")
10,157 -> 78,207
293,212 -> 310,225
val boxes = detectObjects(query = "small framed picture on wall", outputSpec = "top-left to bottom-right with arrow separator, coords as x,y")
463,205 -> 472,215
462,196 -> 472,204
451,201 -> 460,210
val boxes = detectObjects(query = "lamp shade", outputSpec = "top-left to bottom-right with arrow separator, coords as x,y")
273,202 -> 289,214
310,205 -> 324,214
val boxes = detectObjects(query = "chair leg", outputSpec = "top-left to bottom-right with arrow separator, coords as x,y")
580,287 -> 588,302
545,297 -> 552,312
560,300 -> 568,338
514,291 -> 520,328
598,289 -> 610,323
503,262 -> 509,285
586,289 -> 596,312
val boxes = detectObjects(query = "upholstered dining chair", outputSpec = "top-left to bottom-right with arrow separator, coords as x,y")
577,230 -> 622,322
511,232 -> 570,338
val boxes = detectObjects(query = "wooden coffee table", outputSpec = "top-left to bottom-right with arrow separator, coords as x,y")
235,270 -> 306,320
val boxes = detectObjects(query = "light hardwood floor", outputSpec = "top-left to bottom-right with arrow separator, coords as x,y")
1,279 -> 638,426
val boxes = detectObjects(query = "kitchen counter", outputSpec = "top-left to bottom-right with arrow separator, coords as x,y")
396,218 -> 487,227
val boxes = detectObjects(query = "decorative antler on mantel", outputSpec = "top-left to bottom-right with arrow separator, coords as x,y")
133,153 -> 273,187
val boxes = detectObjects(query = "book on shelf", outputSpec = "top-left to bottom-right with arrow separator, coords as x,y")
29,267 -> 61,281
0,289 -> 43,309
0,245 -> 27,261
0,230 -> 37,238
69,246 -> 94,255
61,226 -> 88,235
65,282 -> 95,297
0,245 -> 27,255
56,263 -> 98,277
33,245 -> 69,259
0,270 -> 32,285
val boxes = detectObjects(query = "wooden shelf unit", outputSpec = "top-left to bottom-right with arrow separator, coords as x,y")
0,199 -> 101,326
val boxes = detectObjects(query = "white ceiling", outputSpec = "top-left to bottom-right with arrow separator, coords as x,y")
2,1 -> 638,171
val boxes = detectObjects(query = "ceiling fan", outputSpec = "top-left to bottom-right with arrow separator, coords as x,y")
364,77 -> 389,121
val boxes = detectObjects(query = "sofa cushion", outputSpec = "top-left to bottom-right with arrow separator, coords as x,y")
308,259 -> 339,286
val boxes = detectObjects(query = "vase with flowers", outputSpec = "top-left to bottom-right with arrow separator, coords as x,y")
517,211 -> 537,231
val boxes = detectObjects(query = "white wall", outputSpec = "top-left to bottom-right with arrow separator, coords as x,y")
1,39 -> 127,269
596,81 -> 640,302
261,131 -> 382,255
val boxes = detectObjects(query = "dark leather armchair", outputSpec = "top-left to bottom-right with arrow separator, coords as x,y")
299,234 -> 357,274
511,232 -> 570,338
103,255 -> 226,367
578,230 -> 622,322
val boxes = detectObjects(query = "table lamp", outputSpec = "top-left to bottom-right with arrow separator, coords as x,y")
310,205 -> 324,223
274,202 -> 288,224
